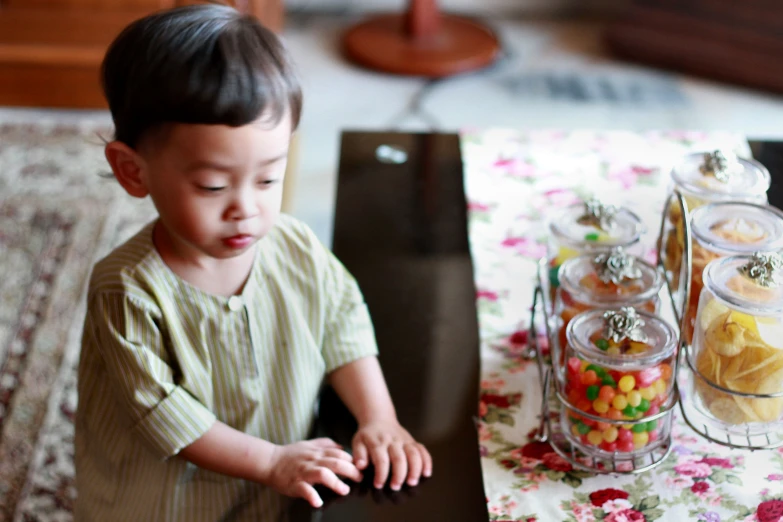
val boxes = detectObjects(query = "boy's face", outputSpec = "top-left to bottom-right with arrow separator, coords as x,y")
133,115 -> 291,260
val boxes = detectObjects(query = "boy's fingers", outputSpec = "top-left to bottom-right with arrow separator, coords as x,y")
404,443 -> 423,486
309,467 -> 350,497
370,446 -> 390,489
324,448 -> 354,462
352,440 -> 369,470
311,438 -> 342,449
319,458 -> 363,483
294,481 -> 323,508
389,443 -> 407,491
418,443 -> 433,477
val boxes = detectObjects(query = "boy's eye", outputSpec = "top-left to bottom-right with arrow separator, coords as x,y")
197,185 -> 226,192
258,179 -> 278,186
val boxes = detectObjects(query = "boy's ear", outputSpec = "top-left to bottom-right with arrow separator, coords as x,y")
105,141 -> 149,198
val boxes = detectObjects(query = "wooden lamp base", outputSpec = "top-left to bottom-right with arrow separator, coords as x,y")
342,0 -> 500,78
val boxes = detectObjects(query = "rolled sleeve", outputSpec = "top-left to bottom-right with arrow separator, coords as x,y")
134,386 -> 216,458
322,256 -> 379,373
89,291 -> 215,458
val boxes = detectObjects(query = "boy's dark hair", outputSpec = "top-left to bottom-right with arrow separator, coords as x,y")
102,4 -> 302,148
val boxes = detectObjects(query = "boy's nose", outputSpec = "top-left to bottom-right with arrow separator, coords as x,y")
227,191 -> 258,220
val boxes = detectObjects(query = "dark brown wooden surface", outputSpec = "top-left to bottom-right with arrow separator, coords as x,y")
0,0 -> 284,108
606,1 -> 783,94
286,131 -> 489,521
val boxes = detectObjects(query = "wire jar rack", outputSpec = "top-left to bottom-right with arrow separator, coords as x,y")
527,190 -> 783,476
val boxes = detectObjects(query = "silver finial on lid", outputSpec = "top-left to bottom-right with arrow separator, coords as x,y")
593,248 -> 642,285
740,251 -> 783,288
699,150 -> 743,183
602,307 -> 648,344
578,198 -> 618,232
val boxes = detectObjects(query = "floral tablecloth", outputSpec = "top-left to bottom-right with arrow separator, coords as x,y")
461,129 -> 783,522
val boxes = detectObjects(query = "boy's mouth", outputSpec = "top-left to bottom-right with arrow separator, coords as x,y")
222,234 -> 254,249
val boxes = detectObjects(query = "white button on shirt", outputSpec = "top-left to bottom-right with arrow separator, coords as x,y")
227,295 -> 243,311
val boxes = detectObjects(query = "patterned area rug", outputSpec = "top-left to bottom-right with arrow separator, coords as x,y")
0,123 -> 156,521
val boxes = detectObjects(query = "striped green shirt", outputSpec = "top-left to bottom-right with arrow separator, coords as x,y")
75,215 -> 378,522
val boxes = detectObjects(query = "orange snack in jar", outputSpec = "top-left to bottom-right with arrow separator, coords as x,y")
663,150 -> 769,299
563,307 -> 677,456
683,203 -> 783,344
556,248 -> 662,368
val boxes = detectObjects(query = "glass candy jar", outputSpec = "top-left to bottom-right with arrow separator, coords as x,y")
690,252 -> 783,435
548,199 -> 645,292
682,203 -> 783,344
555,248 -> 663,369
563,307 -> 677,455
561,396 -> 674,457
663,150 -> 770,290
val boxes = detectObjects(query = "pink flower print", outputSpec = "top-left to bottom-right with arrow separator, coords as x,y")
509,447 -> 526,461
467,200 -> 491,212
642,246 -> 659,266
478,401 -> 488,418
612,164 -> 658,189
699,457 -> 733,469
481,378 -> 506,390
509,330 -> 528,345
607,167 -> 640,190
767,474 -> 783,481
692,481 -> 710,494
541,452 -> 572,472
665,475 -> 695,489
500,236 -> 547,258
605,508 -> 646,522
476,289 -> 499,301
674,462 -> 712,478
589,488 -> 630,507
570,501 -> 597,522
602,499 -> 634,513
493,157 -> 537,178
519,456 -> 542,469
530,472 -> 547,483
543,188 -> 581,208
632,165 -> 656,176
757,499 -> 783,522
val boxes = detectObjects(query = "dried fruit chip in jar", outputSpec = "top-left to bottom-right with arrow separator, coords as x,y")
693,253 -> 783,425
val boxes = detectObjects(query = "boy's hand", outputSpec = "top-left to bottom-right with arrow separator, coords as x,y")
352,420 -> 432,491
265,438 -> 362,508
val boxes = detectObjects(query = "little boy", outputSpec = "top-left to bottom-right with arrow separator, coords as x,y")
74,5 -> 431,521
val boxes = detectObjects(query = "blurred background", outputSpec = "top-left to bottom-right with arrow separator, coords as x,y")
2,0 -> 783,243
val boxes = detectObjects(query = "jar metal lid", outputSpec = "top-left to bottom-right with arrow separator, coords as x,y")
670,150 -> 770,202
566,308 -> 677,370
559,249 -> 663,306
703,252 -> 783,316
549,199 -> 645,251
691,202 -> 783,255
